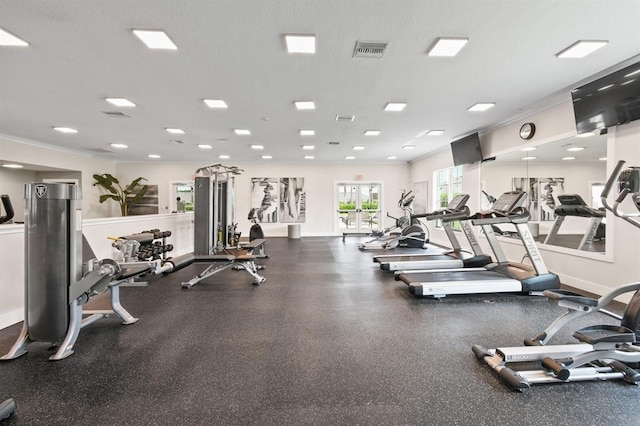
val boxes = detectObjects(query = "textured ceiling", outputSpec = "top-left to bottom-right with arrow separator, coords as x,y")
1,0 -> 639,165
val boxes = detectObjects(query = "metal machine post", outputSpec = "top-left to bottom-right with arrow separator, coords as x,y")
1,183 -> 81,360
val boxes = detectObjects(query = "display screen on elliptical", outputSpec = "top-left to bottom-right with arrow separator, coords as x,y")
446,194 -> 469,211
492,191 -> 526,213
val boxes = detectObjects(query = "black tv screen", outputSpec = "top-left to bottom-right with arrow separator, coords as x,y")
572,61 -> 640,134
451,132 -> 482,166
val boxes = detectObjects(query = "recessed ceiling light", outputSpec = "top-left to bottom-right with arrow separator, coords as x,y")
304,155 -> 315,160
234,129 -> 251,135
54,127 -> 78,133
386,156 -> 397,160
251,145 -> 264,150
364,130 -> 380,136
556,40 -> 608,58
345,156 -> 355,160
0,27 -> 29,46
522,156 -> 537,160
353,146 -> 365,150
302,145 -> 315,150
285,34 -> 316,54
2,163 -> 23,168
148,154 -> 161,159
132,29 -> 177,50
426,130 -> 445,136
219,154 -> 230,159
598,84 -> 614,91
203,99 -> 228,109
566,147 -> 584,152
198,144 -> 212,149
521,147 -> 536,151
625,69 -> 640,78
384,102 -> 406,112
622,79 -> 636,86
562,156 -> 576,161
427,37 -> 469,57
576,132 -> 594,138
294,101 -> 315,110
468,103 -> 495,112
300,129 -> 315,136
402,145 -> 416,150
261,155 -> 272,160
106,98 -> 135,107
166,128 -> 185,134
110,143 -> 128,149
599,157 -> 608,161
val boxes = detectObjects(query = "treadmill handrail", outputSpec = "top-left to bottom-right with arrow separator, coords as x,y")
412,206 -> 471,222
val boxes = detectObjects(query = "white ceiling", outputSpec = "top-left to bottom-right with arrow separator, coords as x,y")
1,0 -> 640,165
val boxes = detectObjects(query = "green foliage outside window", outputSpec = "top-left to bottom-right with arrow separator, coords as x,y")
339,200 -> 378,210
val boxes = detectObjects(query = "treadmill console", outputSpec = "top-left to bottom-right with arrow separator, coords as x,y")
492,191 -> 527,213
446,194 -> 470,211
557,194 -> 586,206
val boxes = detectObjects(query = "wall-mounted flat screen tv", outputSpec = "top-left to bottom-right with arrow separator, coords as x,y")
572,61 -> 640,134
451,132 -> 483,166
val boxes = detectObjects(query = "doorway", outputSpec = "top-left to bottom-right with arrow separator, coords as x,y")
336,182 -> 382,234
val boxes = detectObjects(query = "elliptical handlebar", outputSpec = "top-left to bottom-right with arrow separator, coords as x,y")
602,160 -> 640,228
0,195 -> 14,224
601,160 -> 626,213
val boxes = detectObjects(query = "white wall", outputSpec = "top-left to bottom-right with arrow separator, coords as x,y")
116,162 -> 411,237
0,135 -> 116,218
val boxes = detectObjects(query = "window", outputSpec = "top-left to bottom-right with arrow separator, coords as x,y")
433,165 -> 463,229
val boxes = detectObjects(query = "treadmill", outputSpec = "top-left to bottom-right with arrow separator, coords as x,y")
373,194 -> 491,271
543,193 -> 605,251
395,191 -> 560,298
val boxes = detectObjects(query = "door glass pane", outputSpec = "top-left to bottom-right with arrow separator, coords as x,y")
360,184 -> 381,232
338,184 -> 357,231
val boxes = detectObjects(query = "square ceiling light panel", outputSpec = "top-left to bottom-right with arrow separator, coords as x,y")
0,27 -> 29,46
285,34 -> 316,53
556,40 -> 608,58
133,29 -> 177,50
427,37 -> 468,57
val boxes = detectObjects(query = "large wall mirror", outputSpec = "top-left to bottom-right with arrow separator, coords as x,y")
481,133 -> 608,255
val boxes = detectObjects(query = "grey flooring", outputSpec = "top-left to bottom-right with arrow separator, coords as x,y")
0,236 -> 637,425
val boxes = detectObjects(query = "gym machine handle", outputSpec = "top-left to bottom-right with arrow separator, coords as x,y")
601,160 -> 626,212
613,188 -> 640,220
0,195 -> 14,224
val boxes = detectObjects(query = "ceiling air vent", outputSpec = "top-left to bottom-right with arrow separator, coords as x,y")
335,114 -> 355,122
327,141 -> 341,146
103,111 -> 131,118
87,148 -> 114,154
170,140 -> 186,145
353,41 -> 387,59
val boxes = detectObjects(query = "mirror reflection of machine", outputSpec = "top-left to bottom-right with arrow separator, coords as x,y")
543,194 -> 605,251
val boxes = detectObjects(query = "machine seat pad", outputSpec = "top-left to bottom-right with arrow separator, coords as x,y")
241,238 -> 266,250
193,255 -> 236,262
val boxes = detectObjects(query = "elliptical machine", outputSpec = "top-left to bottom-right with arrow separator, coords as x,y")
472,160 -> 640,390
358,190 -> 427,250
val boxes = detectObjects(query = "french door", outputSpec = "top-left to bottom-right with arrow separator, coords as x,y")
336,183 -> 382,234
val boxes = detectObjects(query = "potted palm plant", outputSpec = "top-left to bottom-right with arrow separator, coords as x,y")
93,173 -> 149,216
